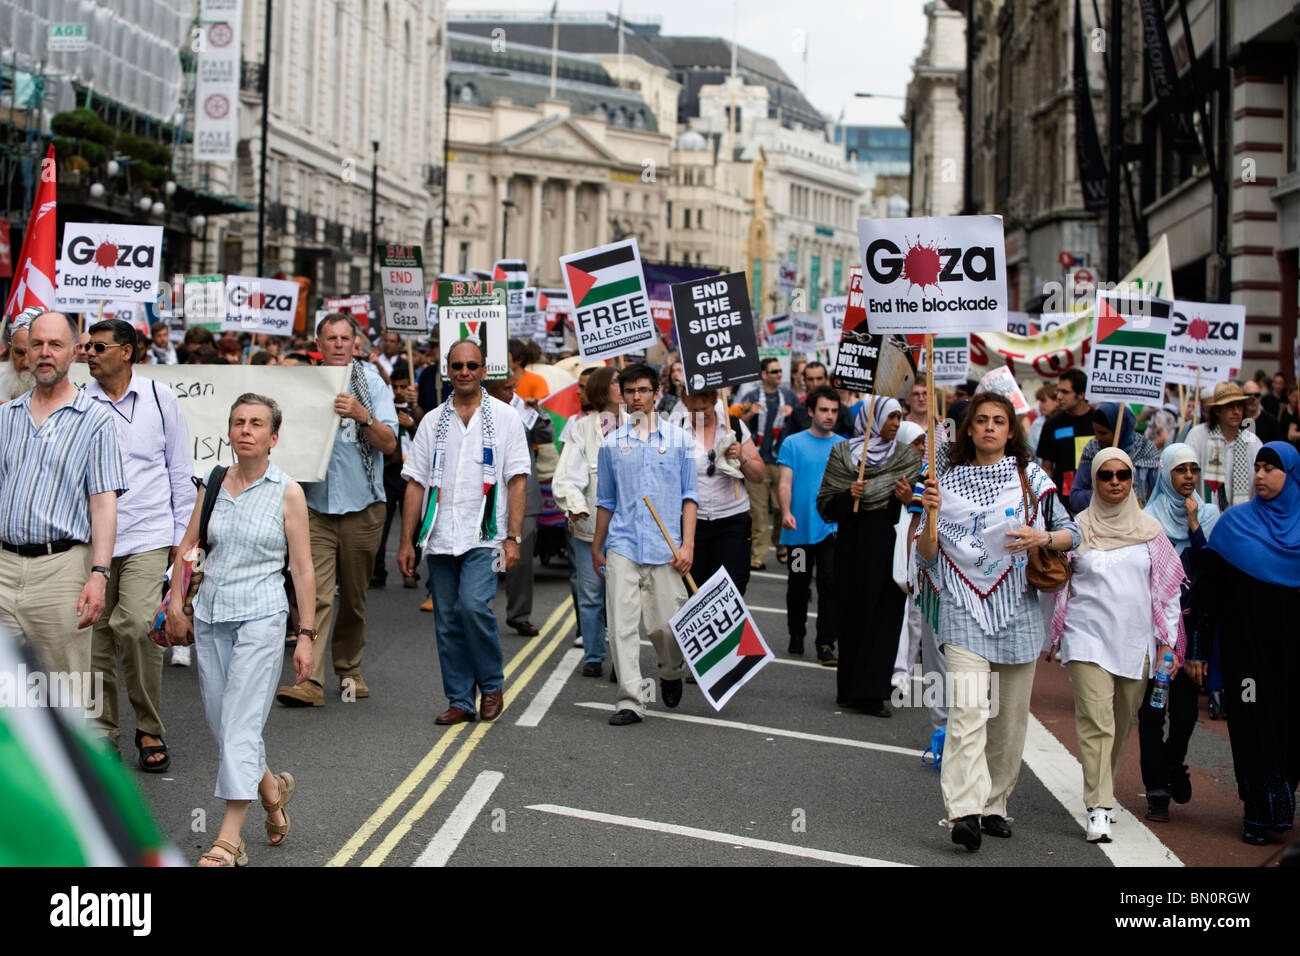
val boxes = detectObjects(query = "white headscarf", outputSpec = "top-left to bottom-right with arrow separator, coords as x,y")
850,397 -> 902,467
896,420 -> 925,450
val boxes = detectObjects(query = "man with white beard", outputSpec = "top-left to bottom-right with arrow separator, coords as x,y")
0,307 -> 40,402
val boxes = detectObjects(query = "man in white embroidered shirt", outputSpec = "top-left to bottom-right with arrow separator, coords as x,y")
398,339 -> 530,725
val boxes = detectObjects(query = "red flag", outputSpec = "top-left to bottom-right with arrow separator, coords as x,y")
3,144 -> 58,321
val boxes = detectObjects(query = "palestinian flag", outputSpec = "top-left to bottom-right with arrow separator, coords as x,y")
906,334 -> 968,370
561,239 -> 645,309
669,567 -> 773,711
764,313 -> 792,347
494,259 -> 528,322
695,611 -> 770,709
458,320 -> 483,344
542,382 -> 582,453
1095,294 -> 1166,348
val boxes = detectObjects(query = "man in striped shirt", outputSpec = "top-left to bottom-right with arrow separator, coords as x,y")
0,311 -> 126,687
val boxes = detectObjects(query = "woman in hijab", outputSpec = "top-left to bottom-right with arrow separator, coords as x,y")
1188,441 -> 1300,845
817,397 -> 922,717
1070,404 -> 1162,512
1050,448 -> 1185,843
1134,443 -> 1222,822
914,394 -> 1080,852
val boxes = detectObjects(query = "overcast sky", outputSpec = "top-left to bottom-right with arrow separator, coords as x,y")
446,1 -> 930,125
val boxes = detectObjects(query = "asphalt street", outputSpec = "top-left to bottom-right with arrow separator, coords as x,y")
111,540 -> 1285,868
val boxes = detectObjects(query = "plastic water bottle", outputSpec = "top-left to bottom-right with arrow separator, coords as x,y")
1007,508 -> 1027,569
1149,652 -> 1175,709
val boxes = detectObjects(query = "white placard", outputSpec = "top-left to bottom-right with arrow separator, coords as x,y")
222,275 -> 301,335
57,222 -> 163,304
194,0 -> 243,162
1167,300 -> 1246,373
559,238 -> 656,361
379,245 -> 427,332
1085,290 -> 1174,407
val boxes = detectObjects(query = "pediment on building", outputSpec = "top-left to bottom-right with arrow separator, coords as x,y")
497,117 -> 621,164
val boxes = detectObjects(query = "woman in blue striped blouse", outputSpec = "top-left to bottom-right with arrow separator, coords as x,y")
166,393 -> 315,867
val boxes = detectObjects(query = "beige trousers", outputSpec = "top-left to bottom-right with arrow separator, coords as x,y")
0,545 -> 93,682
605,550 -> 686,716
939,643 -> 1037,820
1067,657 -> 1149,809
307,502 -> 385,686
746,462 -> 782,565
90,547 -> 170,739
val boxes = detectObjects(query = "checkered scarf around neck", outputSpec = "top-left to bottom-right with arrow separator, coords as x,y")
1204,422 -> 1258,509
916,449 -> 1053,636
415,386 -> 499,549
349,360 -> 378,496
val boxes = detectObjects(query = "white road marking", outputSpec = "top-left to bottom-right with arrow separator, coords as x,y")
575,702 -> 924,757
1022,715 -> 1183,867
412,770 -> 504,867
516,648 -> 584,727
748,604 -> 816,619
635,638 -> 827,670
749,570 -> 787,581
526,803 -> 910,867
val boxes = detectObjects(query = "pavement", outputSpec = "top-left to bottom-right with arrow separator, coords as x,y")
111,541 -> 1296,868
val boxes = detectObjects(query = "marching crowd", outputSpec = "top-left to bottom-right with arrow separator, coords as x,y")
0,303 -> 1297,864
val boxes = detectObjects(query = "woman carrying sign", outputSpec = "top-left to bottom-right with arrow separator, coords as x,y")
915,393 -> 1080,852
817,398 -> 922,717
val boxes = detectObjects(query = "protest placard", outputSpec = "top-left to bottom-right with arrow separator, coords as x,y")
1167,300 -> 1245,374
58,223 -> 163,304
541,287 -> 572,354
70,363 -> 347,480
758,346 -> 791,385
778,260 -> 797,294
222,275 -> 300,335
560,238 -> 656,360
976,366 -> 1030,415
671,271 -> 760,394
1163,360 -> 1225,387
321,293 -> 375,332
820,295 -> 848,347
906,333 -> 970,386
184,274 -> 224,331
1085,290 -> 1173,407
437,278 -> 508,378
830,270 -> 882,393
379,244 -> 427,333
493,259 -> 528,326
669,566 -> 773,711
650,298 -> 675,342
859,215 -> 1008,334
792,313 -> 820,353
763,313 -> 792,348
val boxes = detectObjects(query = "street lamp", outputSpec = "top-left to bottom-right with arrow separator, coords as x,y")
370,139 -> 380,291
855,92 -> 914,217
501,199 -> 515,260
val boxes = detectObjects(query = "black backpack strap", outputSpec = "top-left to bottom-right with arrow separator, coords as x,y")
198,465 -> 228,550
152,380 -> 165,444
729,414 -> 744,444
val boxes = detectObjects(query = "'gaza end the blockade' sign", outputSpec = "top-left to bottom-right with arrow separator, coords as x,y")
58,222 -> 164,303
831,270 -> 883,393
222,275 -> 301,335
669,567 -> 773,712
560,238 -> 656,360
437,279 -> 508,379
379,244 -> 427,333
1085,289 -> 1173,407
671,271 -> 760,394
859,215 -> 1008,335
1167,300 -> 1245,373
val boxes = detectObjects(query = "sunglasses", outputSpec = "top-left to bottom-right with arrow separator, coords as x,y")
706,449 -> 716,477
87,342 -> 127,354
449,361 -> 481,371
1097,468 -> 1132,483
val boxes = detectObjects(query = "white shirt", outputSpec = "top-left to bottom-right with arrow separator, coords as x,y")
1060,542 -> 1180,679
1184,421 -> 1260,506
402,395 -> 531,557
689,416 -> 751,521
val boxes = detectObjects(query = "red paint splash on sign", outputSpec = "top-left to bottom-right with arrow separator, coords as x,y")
901,237 -> 942,294
93,241 -> 119,269
1187,317 -> 1210,341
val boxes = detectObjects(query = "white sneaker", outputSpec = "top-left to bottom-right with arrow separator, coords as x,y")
170,645 -> 192,667
573,636 -> 583,648
1085,807 -> 1112,843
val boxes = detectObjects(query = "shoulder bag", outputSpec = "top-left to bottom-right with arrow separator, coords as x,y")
1017,464 -> 1071,593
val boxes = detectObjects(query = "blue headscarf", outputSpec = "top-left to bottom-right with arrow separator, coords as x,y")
1093,403 -> 1137,454
1144,442 -> 1220,554
1205,441 -> 1300,588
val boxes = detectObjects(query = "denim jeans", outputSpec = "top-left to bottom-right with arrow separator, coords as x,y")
565,532 -> 606,663
427,549 -> 504,714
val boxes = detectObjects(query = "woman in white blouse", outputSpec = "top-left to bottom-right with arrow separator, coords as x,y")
679,389 -> 765,593
1050,447 -> 1185,845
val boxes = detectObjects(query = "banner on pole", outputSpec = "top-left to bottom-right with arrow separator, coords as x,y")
671,271 -> 760,394
1084,290 -> 1173,406
222,275 -> 300,335
907,333 -> 970,386
559,238 -> 655,360
437,278 -> 508,379
762,313 -> 792,348
194,0 -> 243,162
669,567 -> 773,711
830,269 -> 881,393
777,259 -> 797,294
792,313 -> 820,353
379,244 -> 427,333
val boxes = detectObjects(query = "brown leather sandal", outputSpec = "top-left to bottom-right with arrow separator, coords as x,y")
199,838 -> 247,867
261,771 -> 295,846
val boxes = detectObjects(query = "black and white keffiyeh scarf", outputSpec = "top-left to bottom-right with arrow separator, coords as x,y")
415,387 -> 500,548
349,360 -> 378,495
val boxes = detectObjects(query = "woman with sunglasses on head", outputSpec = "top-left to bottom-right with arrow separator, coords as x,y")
915,393 -> 1080,852
677,389 -> 765,596
1188,442 -> 1300,845
1049,449 -> 1185,844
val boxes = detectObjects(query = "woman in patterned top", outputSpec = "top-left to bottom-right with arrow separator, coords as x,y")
916,393 -> 1080,853
166,394 -> 316,866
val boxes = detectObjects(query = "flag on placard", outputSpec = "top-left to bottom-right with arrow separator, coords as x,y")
669,567 -> 773,711
541,382 -> 581,453
3,144 -> 57,321
563,243 -> 642,308
1095,295 -> 1165,349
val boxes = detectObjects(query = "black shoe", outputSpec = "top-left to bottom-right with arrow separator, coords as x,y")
1169,772 -> 1192,805
609,668 -> 616,683
369,575 -> 386,589
863,699 -> 892,719
1242,822 -> 1271,846
661,678 -> 683,709
1145,790 -> 1171,823
951,815 -> 981,852
1208,691 -> 1224,719
685,672 -> 697,685
402,574 -> 419,589
581,661 -> 603,677
816,644 -> 837,667
787,641 -> 805,656
980,814 -> 1012,838
608,709 -> 642,726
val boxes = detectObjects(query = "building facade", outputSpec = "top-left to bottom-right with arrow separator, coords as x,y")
906,1 -> 966,220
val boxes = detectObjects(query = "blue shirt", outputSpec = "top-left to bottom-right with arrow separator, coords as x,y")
303,362 -> 399,515
596,419 -> 699,566
776,430 -> 843,546
194,463 -> 291,623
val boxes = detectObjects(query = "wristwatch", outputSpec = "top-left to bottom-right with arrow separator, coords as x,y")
91,565 -> 110,580
506,535 -> 523,545
362,413 -> 374,428
297,626 -> 318,642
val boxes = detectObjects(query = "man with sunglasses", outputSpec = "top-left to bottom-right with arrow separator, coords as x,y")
82,319 -> 196,768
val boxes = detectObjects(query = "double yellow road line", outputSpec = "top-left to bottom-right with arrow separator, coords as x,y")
328,597 -> 576,867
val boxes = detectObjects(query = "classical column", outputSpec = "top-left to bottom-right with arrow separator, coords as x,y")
492,175 -> 508,263
529,175 -> 543,272
595,185 -> 609,246
562,180 -> 577,259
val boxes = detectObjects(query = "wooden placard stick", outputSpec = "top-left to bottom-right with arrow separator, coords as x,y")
1178,383 -> 1186,431
926,334 -> 937,542
852,391 -> 878,514
643,494 -> 697,594
1112,410 -> 1124,448
1193,367 -> 1201,424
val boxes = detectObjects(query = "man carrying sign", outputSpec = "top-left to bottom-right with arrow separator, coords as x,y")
277,313 -> 398,708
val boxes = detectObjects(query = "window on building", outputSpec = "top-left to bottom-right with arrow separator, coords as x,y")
466,173 -> 474,192
666,200 -> 673,228
458,242 -> 469,273
697,209 -> 704,230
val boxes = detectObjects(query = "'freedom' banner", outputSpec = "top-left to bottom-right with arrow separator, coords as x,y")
437,279 -> 508,379
669,567 -> 773,711
560,238 -> 656,360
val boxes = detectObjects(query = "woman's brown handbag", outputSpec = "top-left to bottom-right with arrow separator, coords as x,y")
1017,465 -> 1071,593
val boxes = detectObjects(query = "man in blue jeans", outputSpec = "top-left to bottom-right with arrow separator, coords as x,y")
399,339 -> 531,724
